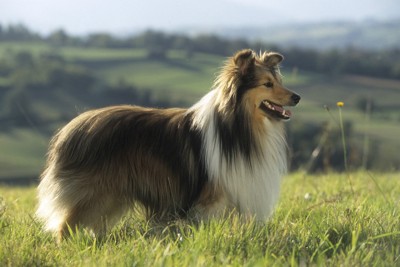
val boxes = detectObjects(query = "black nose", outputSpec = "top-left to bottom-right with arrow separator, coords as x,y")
291,93 -> 301,104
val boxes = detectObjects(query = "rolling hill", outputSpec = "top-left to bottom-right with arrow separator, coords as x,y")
0,42 -> 399,180
212,20 -> 400,50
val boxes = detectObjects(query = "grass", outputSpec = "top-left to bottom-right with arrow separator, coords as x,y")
1,172 -> 399,266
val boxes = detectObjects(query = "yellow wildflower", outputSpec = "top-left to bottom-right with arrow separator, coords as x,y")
337,101 -> 344,107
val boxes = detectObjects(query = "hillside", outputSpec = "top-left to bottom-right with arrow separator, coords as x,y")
0,42 -> 399,180
213,20 -> 400,50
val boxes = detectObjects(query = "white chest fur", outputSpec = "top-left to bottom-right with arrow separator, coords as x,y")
192,90 -> 288,220
203,115 -> 287,220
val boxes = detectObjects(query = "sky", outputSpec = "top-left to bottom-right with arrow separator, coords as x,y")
1,0 -> 399,35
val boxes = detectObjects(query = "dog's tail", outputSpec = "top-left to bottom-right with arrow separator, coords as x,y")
36,166 -> 68,233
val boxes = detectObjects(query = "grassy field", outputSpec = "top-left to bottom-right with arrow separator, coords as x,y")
1,172 -> 399,266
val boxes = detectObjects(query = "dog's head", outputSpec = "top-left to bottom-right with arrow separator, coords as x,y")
215,49 -> 300,121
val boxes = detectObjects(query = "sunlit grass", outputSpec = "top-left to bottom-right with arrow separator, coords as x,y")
1,172 -> 399,266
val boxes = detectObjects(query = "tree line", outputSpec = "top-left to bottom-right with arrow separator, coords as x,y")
1,23 -> 400,79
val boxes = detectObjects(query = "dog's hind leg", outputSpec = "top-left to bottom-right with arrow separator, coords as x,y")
57,194 -> 128,242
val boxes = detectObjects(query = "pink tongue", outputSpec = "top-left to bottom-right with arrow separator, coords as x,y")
271,103 -> 292,116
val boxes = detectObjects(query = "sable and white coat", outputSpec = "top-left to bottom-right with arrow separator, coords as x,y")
36,49 -> 300,240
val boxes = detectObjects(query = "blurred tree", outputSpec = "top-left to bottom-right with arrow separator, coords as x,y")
47,29 -> 69,46
14,51 -> 35,68
86,33 -> 115,47
0,24 -> 40,41
355,96 -> 375,114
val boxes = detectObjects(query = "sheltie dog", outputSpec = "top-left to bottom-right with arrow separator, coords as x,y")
37,49 -> 300,241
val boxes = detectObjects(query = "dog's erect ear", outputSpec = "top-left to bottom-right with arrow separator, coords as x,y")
234,49 -> 255,75
262,52 -> 284,67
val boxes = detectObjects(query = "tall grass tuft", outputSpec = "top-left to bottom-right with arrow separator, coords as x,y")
336,101 -> 355,196
336,101 -> 347,171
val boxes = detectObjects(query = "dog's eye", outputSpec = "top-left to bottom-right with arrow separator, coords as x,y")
264,82 -> 274,88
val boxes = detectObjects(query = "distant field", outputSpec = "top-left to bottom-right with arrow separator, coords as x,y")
0,129 -> 47,178
1,42 -> 400,178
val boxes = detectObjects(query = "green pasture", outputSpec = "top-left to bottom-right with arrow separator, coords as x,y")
0,41 -> 51,58
1,172 -> 399,266
0,129 -> 47,178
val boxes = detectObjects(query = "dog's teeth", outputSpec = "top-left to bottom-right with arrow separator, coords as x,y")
282,109 -> 292,118
264,101 -> 272,109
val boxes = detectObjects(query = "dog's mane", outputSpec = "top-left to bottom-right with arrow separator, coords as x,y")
192,52 -> 283,167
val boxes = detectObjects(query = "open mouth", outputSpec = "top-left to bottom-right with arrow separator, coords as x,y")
260,100 -> 292,120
